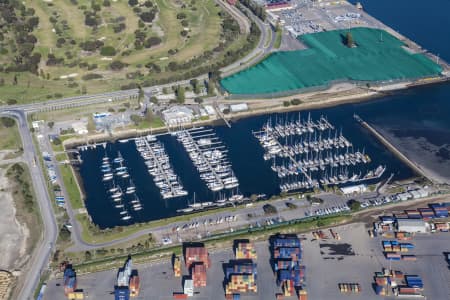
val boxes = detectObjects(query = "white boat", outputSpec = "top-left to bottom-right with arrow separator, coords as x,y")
119,210 -> 128,215
121,215 -> 131,221
115,204 -> 124,208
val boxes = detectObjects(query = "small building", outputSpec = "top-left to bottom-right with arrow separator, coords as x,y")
230,103 -> 249,113
397,219 -> 427,233
340,184 -> 367,195
162,106 -> 194,126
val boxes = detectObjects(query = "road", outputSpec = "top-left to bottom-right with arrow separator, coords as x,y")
0,110 -> 58,300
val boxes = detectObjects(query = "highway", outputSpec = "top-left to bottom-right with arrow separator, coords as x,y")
0,110 -> 58,300
0,5 -> 274,299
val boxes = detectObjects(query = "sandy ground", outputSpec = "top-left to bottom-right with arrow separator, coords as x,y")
0,167 -> 29,271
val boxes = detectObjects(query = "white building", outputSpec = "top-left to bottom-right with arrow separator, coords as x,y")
162,106 -> 194,126
340,184 -> 367,195
230,103 -> 249,113
397,219 -> 427,233
71,121 -> 88,135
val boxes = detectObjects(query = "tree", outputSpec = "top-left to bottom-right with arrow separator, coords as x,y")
348,199 -> 361,211
290,98 -> 302,105
176,86 -> 185,103
346,31 -> 354,48
84,251 -> 92,260
48,121 -> 54,129
283,101 -> 291,107
59,226 -> 71,242
1,117 -> 15,128
194,97 -> 203,104
263,204 -> 277,215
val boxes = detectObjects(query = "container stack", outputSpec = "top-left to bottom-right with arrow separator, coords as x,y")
225,273 -> 257,294
431,204 -> 449,218
418,208 -> 435,220
394,275 -> 424,297
185,246 -> 211,270
67,292 -> 84,300
282,279 -> 294,296
63,267 -> 77,296
298,289 -> 308,300
192,263 -> 207,287
405,210 -> 421,219
174,256 -> 181,277
338,283 -> 361,293
434,222 -> 449,232
395,231 -> 413,240
373,269 -> 393,296
225,294 -> 241,300
235,241 -> 257,260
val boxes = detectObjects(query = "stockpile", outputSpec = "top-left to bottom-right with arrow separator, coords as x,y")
64,266 -> 77,296
0,271 -> 13,300
174,256 -> 181,277
192,263 -> 207,287
270,234 -> 307,298
235,241 -> 257,260
338,283 -> 361,294
225,262 -> 258,294
185,246 -> 211,269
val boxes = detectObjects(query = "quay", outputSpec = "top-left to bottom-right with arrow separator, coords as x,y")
354,114 -> 432,183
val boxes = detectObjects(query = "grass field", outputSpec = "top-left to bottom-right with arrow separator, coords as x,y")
57,154 -> 84,210
0,118 -> 22,151
0,0 -> 247,103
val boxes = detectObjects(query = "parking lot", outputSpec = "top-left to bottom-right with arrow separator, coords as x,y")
45,220 -> 450,299
269,0 -> 382,35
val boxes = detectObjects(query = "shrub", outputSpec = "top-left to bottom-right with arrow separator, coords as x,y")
263,204 -> 277,215
110,60 -> 128,71
100,46 -> 116,56
1,117 -> 15,128
82,73 -> 103,80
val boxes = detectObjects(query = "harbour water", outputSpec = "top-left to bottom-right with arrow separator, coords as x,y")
78,0 -> 450,228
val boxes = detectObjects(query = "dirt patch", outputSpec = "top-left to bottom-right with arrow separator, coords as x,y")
0,167 -> 29,270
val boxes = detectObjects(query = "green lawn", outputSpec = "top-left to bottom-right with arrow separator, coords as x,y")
0,118 -> 22,151
58,154 -> 84,210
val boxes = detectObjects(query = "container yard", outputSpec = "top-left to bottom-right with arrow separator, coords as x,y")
45,220 -> 450,300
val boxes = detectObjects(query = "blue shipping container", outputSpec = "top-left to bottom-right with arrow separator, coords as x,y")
115,288 -> 130,300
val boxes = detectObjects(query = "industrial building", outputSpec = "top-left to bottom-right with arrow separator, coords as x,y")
396,219 -> 428,233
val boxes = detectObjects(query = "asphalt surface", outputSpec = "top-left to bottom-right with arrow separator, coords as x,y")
0,110 -> 58,300
44,223 -> 450,300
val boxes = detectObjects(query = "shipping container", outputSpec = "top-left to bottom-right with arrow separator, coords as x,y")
192,263 -> 207,287
67,292 -> 84,299
185,247 -> 210,269
173,293 -> 188,299
115,287 -> 130,300
129,275 -> 139,297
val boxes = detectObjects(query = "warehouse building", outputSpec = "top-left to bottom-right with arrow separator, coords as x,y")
396,219 -> 428,233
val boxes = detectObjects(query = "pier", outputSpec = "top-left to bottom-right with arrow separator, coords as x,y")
354,114 -> 432,183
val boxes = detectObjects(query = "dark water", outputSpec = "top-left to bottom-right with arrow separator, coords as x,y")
79,0 -> 450,228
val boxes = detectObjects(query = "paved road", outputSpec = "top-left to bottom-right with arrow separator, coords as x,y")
0,110 -> 58,300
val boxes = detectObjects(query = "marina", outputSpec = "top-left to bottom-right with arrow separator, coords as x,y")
76,103 -> 417,228
253,114 -> 386,192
